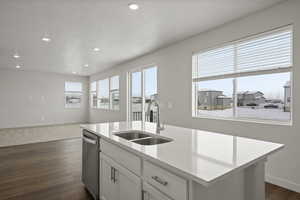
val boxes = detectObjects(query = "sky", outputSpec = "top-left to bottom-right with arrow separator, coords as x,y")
197,72 -> 290,100
132,67 -> 157,97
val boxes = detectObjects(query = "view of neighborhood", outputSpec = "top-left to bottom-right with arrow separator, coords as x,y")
65,93 -> 82,108
131,67 -> 158,121
197,73 -> 291,121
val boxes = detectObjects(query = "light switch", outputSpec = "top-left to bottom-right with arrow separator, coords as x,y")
167,102 -> 173,109
41,96 -> 45,102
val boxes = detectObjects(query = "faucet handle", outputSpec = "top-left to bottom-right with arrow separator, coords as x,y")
159,122 -> 165,131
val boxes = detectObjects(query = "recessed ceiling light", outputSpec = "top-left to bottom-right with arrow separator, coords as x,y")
84,64 -> 89,67
72,71 -> 77,74
13,53 -> 20,59
16,65 -> 21,69
42,36 -> 51,42
128,3 -> 139,10
93,47 -> 100,52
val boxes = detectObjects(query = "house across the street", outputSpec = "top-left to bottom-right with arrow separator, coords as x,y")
198,90 -> 232,110
237,91 -> 266,106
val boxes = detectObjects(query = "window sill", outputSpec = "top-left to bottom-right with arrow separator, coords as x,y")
192,115 -> 292,126
90,107 -> 120,112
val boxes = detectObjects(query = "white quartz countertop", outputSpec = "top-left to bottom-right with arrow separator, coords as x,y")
80,121 -> 283,185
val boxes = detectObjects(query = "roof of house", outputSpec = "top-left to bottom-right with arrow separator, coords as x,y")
237,91 -> 264,95
217,95 -> 232,99
198,89 -> 223,92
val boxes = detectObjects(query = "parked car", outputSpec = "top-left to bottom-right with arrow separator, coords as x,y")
246,103 -> 258,106
264,104 -> 279,109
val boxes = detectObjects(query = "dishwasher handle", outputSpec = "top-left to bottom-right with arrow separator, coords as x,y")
83,136 -> 97,145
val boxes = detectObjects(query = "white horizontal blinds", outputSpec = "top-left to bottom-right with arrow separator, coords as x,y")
90,81 -> 97,92
65,82 -> 82,92
196,45 -> 235,78
110,76 -> 119,90
193,27 -> 292,81
98,79 -> 109,98
237,30 -> 292,73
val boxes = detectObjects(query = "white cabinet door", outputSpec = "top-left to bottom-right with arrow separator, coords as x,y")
100,155 -> 118,200
100,153 -> 141,200
143,183 -> 172,200
116,164 -> 141,200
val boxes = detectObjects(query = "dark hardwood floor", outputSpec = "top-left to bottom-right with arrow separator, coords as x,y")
0,139 -> 93,200
0,138 -> 299,200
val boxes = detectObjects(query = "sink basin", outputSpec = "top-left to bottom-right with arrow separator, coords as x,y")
132,137 -> 172,145
114,131 -> 150,141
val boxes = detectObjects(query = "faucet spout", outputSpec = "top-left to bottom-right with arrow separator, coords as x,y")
147,98 -> 164,133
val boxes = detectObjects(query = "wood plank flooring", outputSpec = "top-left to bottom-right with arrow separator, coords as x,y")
0,138 -> 299,200
0,139 -> 93,200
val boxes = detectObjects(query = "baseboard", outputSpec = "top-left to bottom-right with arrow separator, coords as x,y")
0,122 -> 85,131
266,175 -> 300,193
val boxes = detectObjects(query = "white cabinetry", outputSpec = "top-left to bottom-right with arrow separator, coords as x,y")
143,161 -> 187,200
143,183 -> 172,200
100,156 -> 118,200
100,153 -> 141,200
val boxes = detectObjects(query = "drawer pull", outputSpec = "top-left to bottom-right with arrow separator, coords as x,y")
152,176 -> 168,186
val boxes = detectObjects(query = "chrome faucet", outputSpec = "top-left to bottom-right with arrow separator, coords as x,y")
147,98 -> 164,132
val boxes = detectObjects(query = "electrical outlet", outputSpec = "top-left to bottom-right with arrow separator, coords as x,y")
167,102 -> 173,109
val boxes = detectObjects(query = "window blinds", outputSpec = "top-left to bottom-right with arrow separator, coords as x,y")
236,30 -> 292,73
90,82 -> 97,92
98,79 -> 109,98
193,28 -> 292,79
65,82 -> 82,92
194,45 -> 235,78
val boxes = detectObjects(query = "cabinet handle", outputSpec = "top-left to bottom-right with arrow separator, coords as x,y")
142,190 -> 148,200
151,176 -> 168,186
83,136 -> 97,145
111,167 -> 114,182
113,168 -> 117,183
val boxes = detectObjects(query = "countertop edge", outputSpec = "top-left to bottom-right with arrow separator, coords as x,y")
80,124 -> 284,186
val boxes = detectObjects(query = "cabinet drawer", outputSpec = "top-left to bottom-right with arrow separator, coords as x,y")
143,161 -> 188,200
100,139 -> 141,176
143,182 -> 172,200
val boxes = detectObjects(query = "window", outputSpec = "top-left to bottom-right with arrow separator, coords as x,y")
93,75 -> 120,110
98,79 -> 109,109
110,76 -> 120,110
128,66 -> 158,122
65,81 -> 82,108
90,82 -> 97,108
192,27 -> 292,123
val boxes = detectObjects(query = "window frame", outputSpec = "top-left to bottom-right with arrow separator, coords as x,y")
91,75 -> 120,111
127,64 -> 158,122
109,75 -> 120,110
64,81 -> 83,109
192,26 -> 293,125
90,81 -> 97,108
98,78 -> 110,109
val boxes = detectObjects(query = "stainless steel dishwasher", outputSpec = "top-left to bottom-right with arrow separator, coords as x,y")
82,130 -> 99,200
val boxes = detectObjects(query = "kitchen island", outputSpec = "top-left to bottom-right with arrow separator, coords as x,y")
81,121 -> 283,200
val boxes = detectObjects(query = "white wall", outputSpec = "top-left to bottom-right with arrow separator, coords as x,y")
0,69 -> 89,129
89,0 -> 300,192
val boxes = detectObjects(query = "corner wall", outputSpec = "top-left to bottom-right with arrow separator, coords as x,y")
89,0 -> 300,192
0,69 -> 89,129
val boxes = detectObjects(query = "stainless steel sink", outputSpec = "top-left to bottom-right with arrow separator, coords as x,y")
114,131 -> 150,141
132,137 -> 172,145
